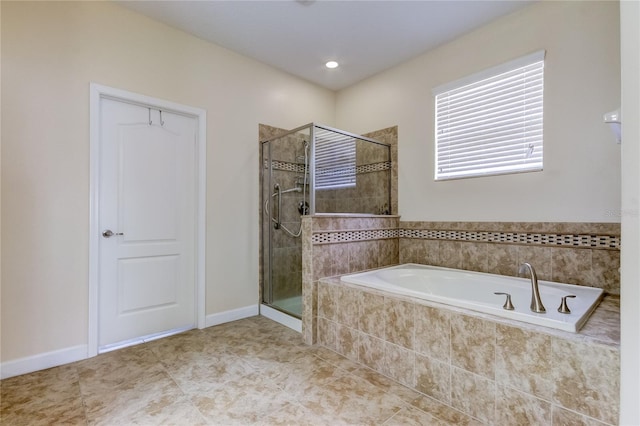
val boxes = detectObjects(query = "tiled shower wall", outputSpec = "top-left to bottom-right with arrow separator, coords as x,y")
260,124 -> 399,309
363,127 -> 398,217
315,137 -> 391,215
259,124 -> 289,304
262,129 -> 308,301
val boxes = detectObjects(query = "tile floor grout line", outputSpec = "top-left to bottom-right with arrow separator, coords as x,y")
74,365 -> 92,426
2,316 -> 479,425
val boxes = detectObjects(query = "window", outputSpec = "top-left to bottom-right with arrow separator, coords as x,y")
314,128 -> 356,190
434,50 -> 545,180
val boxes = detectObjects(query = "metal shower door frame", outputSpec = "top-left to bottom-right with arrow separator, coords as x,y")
259,123 -> 392,312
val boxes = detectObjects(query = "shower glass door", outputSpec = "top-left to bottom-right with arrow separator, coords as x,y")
261,125 -> 311,318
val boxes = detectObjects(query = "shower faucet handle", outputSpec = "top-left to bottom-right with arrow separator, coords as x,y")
494,292 -> 515,310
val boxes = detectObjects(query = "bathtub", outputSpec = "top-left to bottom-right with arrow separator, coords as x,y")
340,264 -> 604,332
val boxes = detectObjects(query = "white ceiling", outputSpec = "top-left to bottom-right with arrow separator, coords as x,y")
118,0 -> 534,91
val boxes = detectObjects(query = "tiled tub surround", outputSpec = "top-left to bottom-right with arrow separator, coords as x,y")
302,220 -> 621,424
304,221 -> 620,343
400,222 -> 621,295
317,276 -> 620,425
341,264 -> 604,332
301,215 -> 400,345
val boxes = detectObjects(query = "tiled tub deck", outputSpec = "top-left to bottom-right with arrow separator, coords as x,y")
317,276 -> 620,426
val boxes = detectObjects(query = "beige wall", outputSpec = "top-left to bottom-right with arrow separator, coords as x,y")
335,1 -> 621,223
0,1 -> 335,362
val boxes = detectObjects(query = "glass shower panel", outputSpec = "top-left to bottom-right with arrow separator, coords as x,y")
261,123 -> 391,322
261,126 -> 311,318
314,126 -> 391,215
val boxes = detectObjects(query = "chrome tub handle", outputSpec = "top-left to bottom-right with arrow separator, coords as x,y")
494,292 -> 515,310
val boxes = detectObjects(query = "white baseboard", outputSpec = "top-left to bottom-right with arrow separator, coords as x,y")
205,304 -> 259,328
260,304 -> 302,333
1,344 -> 88,380
1,305 -> 261,380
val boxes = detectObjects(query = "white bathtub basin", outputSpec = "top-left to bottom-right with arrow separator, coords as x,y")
340,263 -> 604,332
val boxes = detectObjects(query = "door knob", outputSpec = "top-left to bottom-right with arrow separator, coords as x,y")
102,230 -> 124,238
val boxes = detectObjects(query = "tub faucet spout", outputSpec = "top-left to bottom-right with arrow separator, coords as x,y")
519,262 -> 546,313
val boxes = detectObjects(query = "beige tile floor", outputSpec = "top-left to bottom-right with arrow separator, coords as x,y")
1,316 -> 481,425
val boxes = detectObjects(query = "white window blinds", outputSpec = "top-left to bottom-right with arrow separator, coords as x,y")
314,128 -> 356,190
434,50 -> 545,180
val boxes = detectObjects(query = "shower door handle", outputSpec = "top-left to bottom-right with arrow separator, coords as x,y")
274,184 -> 281,229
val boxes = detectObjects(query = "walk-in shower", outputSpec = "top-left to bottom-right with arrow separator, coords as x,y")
261,123 -> 392,319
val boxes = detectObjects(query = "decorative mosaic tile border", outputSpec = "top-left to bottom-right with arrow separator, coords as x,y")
311,228 -> 399,244
311,227 -> 620,249
357,161 -> 392,174
269,160 -> 391,175
400,229 -> 620,249
266,160 -> 306,173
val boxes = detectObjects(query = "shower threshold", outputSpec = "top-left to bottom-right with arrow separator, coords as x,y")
260,301 -> 302,333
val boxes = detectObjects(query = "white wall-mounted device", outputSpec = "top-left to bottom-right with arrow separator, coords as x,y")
604,108 -> 622,143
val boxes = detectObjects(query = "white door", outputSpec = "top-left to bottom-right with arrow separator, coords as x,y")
98,97 -> 197,351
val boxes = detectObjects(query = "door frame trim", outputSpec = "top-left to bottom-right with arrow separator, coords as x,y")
88,83 -> 206,358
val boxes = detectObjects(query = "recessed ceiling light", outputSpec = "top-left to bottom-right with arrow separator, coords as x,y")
325,61 -> 339,69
